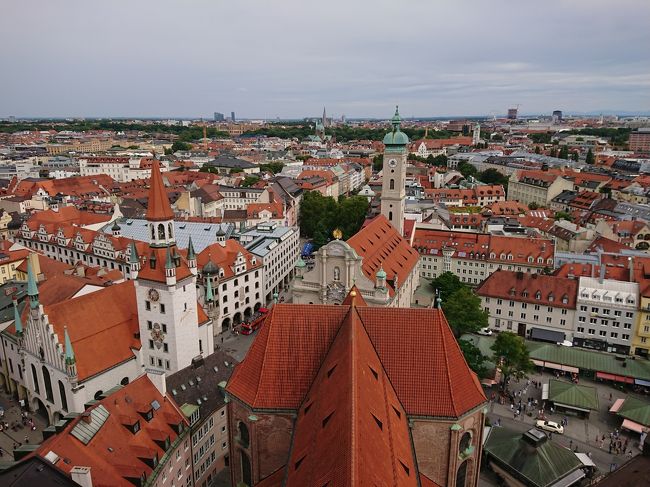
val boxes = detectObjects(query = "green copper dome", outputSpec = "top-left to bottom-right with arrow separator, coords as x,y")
382,105 -> 409,146
296,258 -> 306,268
376,267 -> 387,279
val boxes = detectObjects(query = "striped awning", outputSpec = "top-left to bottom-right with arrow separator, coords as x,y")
596,371 -> 634,384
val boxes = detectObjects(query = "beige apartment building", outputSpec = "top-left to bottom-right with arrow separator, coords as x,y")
507,169 -> 573,207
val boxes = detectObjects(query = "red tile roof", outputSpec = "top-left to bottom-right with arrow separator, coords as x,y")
145,161 -> 174,221
285,302 -> 417,486
196,241 -> 262,279
226,303 -> 486,418
476,270 -> 578,309
347,215 -> 420,295
34,375 -> 188,487
44,281 -> 140,381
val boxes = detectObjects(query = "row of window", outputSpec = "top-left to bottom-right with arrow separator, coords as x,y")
575,327 -> 630,340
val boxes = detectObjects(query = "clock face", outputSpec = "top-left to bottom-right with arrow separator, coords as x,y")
148,288 -> 160,302
388,159 -> 397,168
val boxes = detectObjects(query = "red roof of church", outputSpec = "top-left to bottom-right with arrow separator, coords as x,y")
145,160 -> 174,221
285,296 -> 417,486
226,302 -> 486,419
347,214 -> 420,295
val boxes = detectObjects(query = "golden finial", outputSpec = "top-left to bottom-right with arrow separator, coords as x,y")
332,228 -> 342,240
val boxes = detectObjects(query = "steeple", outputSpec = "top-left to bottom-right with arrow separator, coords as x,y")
64,326 -> 75,365
165,246 -> 176,285
13,297 -> 22,336
27,257 -> 39,310
64,326 -> 78,382
187,236 -> 197,274
146,160 -> 174,222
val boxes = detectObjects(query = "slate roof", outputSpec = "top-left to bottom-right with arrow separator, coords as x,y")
0,456 -> 77,487
207,156 -> 256,169
547,379 -> 599,410
167,351 -> 238,421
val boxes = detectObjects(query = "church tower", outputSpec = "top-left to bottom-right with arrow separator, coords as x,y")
380,106 -> 409,235
135,161 -> 208,374
472,123 -> 481,146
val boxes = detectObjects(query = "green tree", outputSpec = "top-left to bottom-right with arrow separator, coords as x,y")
372,154 -> 384,172
528,202 -> 539,210
259,161 -> 285,174
571,151 -> 579,162
430,272 -> 464,298
298,191 -> 368,241
442,287 -> 487,337
241,176 -> 260,187
458,339 -> 489,378
585,148 -> 595,164
479,168 -> 509,188
431,154 -> 448,167
549,147 -> 558,158
534,146 -> 541,154
491,332 -> 533,386
337,196 -> 370,239
458,162 -> 478,179
554,210 -> 573,221
171,141 -> 192,152
558,145 -> 569,159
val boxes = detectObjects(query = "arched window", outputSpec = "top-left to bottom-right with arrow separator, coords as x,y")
389,211 -> 393,221
42,366 -> 54,402
459,432 -> 471,454
238,421 -> 250,448
94,390 -> 104,400
31,364 -> 40,393
157,224 -> 165,240
456,460 -> 468,487
390,179 -> 395,190
58,380 -> 68,411
150,224 -> 155,240
168,223 -> 173,239
120,377 -> 130,386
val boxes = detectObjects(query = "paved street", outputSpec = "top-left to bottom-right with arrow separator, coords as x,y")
0,390 -> 48,458
486,368 -> 642,479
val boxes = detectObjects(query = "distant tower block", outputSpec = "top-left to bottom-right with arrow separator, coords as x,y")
552,110 -> 563,124
472,123 -> 481,145
507,108 -> 518,120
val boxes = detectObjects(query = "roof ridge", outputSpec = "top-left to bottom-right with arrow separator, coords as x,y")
349,305 -> 359,485
251,308 -> 276,408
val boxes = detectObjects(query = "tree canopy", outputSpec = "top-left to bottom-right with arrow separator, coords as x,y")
458,162 -> 478,179
430,272 -> 464,299
458,339 -> 489,379
585,148 -> 595,164
442,287 -> 488,338
491,332 -> 533,385
259,161 -> 285,174
241,175 -> 260,187
299,191 -> 369,245
171,141 -> 192,152
479,168 -> 509,189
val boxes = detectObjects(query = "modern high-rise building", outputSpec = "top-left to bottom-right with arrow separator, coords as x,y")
552,110 -> 563,124
507,107 -> 518,120
629,128 -> 650,154
231,111 -> 236,122
213,112 -> 225,122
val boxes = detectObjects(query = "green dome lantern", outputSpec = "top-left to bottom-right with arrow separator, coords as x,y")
376,267 -> 387,279
382,105 -> 409,146
296,258 -> 306,269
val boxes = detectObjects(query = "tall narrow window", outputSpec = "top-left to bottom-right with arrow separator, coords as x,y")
42,366 -> 54,402
390,179 -> 395,190
58,380 -> 68,411
158,224 -> 165,240
31,364 -> 40,393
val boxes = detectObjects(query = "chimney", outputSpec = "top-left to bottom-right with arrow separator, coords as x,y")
629,257 -> 634,283
599,264 -> 606,284
70,466 -> 93,487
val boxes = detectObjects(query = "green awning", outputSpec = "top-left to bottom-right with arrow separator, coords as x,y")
617,396 -> 650,426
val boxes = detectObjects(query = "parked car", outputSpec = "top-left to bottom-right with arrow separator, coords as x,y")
478,327 -> 492,336
535,420 -> 564,434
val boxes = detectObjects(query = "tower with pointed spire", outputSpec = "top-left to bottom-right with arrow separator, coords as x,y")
134,160 -> 212,373
380,106 -> 409,235
322,106 -> 327,128
64,326 -> 78,384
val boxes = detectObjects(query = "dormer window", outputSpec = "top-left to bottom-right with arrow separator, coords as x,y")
535,291 -> 541,300
548,293 -> 554,302
562,294 -> 568,304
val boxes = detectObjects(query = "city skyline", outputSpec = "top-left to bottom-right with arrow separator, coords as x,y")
1,0 -> 649,118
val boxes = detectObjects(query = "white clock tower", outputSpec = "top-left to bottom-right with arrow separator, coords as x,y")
135,161 -> 211,374
380,106 -> 409,235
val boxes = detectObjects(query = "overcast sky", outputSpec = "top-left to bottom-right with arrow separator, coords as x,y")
2,0 -> 649,119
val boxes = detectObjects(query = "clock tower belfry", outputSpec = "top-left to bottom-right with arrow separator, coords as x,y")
380,106 -> 409,235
